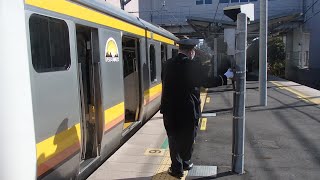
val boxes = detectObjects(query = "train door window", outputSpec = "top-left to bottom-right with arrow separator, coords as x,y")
161,44 -> 167,64
149,45 -> 156,82
172,49 -> 178,58
29,14 -> 70,72
122,36 -> 141,130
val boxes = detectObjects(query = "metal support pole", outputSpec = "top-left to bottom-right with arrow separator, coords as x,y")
259,0 -> 268,106
214,37 -> 218,77
232,13 -> 247,175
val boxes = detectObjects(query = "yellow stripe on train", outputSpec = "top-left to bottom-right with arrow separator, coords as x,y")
25,0 -> 175,45
36,123 -> 81,166
144,83 -> 162,98
104,102 -> 125,125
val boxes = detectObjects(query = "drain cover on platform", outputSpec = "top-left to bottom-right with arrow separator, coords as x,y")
187,165 -> 217,177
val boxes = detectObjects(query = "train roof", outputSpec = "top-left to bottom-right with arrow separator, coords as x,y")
74,0 -> 179,42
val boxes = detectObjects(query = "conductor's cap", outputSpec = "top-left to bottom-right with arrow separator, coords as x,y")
177,39 -> 199,49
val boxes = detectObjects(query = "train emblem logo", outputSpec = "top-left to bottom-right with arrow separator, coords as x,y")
105,37 -> 119,62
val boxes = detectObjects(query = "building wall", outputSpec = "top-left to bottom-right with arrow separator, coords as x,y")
304,0 -> 320,69
283,0 -> 320,89
139,0 -> 302,25
106,0 -> 121,7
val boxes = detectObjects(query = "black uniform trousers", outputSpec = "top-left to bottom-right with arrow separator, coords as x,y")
163,111 -> 198,174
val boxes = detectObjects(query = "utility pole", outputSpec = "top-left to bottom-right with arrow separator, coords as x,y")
214,37 -> 218,77
232,13 -> 247,174
259,0 -> 268,106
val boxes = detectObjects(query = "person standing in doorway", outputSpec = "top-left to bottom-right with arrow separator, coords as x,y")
160,39 -> 234,178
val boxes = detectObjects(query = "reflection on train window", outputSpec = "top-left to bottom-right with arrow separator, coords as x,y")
122,37 -> 137,78
172,49 -> 178,58
149,45 -> 156,82
161,44 -> 167,64
29,14 -> 70,72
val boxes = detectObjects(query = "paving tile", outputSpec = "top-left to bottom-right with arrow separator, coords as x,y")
88,170 -> 154,180
126,134 -> 165,147
98,162 -> 159,173
108,154 -> 163,164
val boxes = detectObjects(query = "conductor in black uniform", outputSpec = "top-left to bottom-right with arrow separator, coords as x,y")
160,39 -> 234,178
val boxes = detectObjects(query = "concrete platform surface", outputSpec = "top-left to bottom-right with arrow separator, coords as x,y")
194,77 -> 320,180
88,76 -> 320,180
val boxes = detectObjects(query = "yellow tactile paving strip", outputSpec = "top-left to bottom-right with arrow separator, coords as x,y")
200,118 -> 207,131
271,81 -> 320,105
152,89 -> 208,179
152,150 -> 188,180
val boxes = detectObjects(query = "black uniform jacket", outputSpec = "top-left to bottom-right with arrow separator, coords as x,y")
160,53 -> 227,127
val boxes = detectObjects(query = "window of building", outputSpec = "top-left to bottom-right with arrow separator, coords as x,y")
149,45 -> 156,82
29,14 -> 71,73
219,0 -> 229,3
240,0 -> 248,2
231,0 -> 239,3
205,0 -> 212,4
196,0 -> 204,5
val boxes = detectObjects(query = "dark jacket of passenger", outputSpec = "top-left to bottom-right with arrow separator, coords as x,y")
160,53 -> 227,128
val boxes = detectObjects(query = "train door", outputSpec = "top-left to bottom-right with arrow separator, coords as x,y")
76,25 -> 103,166
122,36 -> 141,130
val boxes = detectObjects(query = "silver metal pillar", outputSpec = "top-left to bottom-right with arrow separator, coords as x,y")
232,13 -> 247,175
0,0 -> 36,179
214,37 -> 218,77
259,0 -> 268,106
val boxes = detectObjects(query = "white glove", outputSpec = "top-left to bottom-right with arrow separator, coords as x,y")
224,68 -> 234,79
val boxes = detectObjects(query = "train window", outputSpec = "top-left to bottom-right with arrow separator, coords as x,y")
172,49 -> 178,58
149,45 -> 156,82
161,44 -> 167,64
29,14 -> 70,72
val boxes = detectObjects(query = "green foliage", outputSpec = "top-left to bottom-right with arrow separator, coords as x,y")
268,37 -> 286,77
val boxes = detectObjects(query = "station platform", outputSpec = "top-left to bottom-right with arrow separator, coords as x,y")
88,76 -> 320,179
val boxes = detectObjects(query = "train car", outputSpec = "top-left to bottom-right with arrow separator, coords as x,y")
2,0 -> 179,179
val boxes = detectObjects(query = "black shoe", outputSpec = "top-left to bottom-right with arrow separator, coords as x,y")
183,163 -> 194,171
168,167 -> 183,179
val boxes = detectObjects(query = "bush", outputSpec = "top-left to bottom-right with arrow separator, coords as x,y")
268,37 -> 286,78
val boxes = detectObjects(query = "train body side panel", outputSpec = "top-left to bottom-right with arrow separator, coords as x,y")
24,2 -> 178,179
98,28 -> 125,158
25,10 -> 81,179
144,39 -> 162,119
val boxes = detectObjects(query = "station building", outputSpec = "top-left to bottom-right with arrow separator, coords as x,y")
106,0 -> 320,89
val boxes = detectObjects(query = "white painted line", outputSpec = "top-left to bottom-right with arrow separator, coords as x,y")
202,113 -> 217,117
